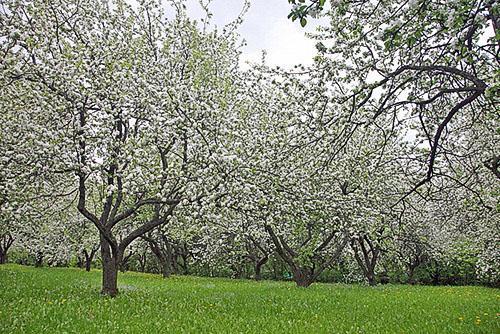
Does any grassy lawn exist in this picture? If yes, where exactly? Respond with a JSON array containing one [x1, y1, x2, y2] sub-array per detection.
[[0, 264, 498, 333]]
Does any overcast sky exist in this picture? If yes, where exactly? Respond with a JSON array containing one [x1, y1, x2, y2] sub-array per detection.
[[183, 0, 323, 68]]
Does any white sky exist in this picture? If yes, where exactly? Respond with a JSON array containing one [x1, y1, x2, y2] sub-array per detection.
[[183, 0, 323, 68]]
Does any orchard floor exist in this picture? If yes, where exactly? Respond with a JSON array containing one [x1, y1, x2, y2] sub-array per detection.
[[0, 264, 498, 333]]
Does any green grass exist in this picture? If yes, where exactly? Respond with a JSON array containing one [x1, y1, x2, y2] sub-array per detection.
[[0, 264, 498, 333]]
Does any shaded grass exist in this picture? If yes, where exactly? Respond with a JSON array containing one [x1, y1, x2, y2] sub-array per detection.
[[0, 264, 498, 333]]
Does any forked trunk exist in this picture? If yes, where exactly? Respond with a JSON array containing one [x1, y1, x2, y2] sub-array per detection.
[[351, 236, 379, 287]]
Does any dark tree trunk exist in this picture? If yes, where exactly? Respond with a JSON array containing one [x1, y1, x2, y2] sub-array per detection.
[[147, 238, 171, 278], [171, 245, 180, 274], [76, 256, 84, 269], [85, 258, 92, 272], [367, 274, 376, 286], [408, 265, 417, 285], [246, 236, 269, 281], [0, 234, 14, 264], [163, 236, 175, 276], [292, 268, 313, 287], [180, 250, 189, 275], [351, 235, 380, 286], [171, 255, 179, 274], [138, 252, 147, 272], [83, 248, 97, 272], [100, 237, 121, 297], [254, 255, 268, 281], [254, 263, 262, 281], [119, 251, 133, 273], [160, 259, 170, 278], [264, 224, 348, 288]]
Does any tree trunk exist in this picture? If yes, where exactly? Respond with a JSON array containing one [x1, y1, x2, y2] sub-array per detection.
[[0, 247, 8, 264], [83, 248, 97, 272], [100, 237, 120, 297], [119, 251, 133, 273], [254, 255, 268, 281], [367, 274, 376, 286], [292, 268, 313, 287], [147, 239, 171, 278], [254, 263, 262, 281], [85, 258, 92, 272], [0, 234, 14, 264], [160, 258, 170, 278], [138, 253, 147, 272], [408, 266, 416, 285], [164, 238, 175, 276], [351, 236, 379, 286], [77, 256, 84, 269], [180, 251, 189, 275], [264, 224, 348, 288]]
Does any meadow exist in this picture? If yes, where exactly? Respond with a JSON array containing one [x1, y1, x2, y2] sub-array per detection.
[[0, 264, 498, 333]]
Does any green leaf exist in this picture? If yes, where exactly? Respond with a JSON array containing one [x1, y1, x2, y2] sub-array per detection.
[[300, 17, 307, 27]]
